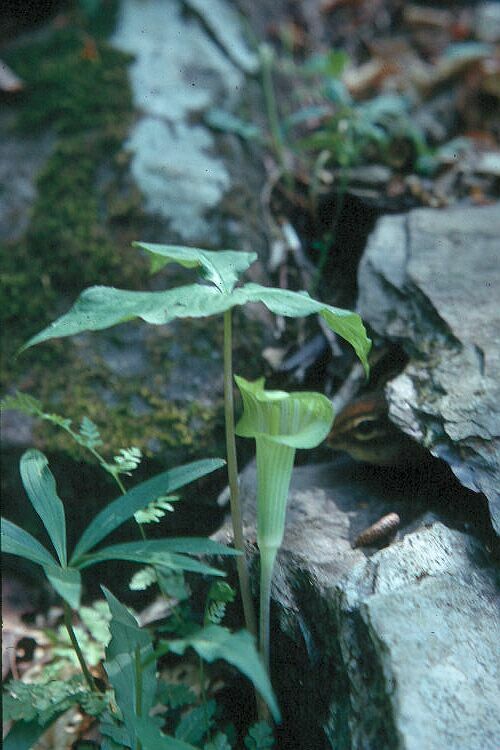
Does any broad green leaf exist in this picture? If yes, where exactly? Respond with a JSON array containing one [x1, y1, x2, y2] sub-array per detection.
[[77, 541, 230, 577], [155, 625, 281, 723], [235, 376, 334, 449], [1, 517, 57, 568], [102, 588, 156, 747], [237, 284, 370, 375], [84, 537, 239, 556], [135, 717, 199, 750], [133, 243, 257, 293], [23, 254, 370, 375], [3, 717, 56, 750], [44, 563, 82, 609], [20, 450, 67, 566], [71, 459, 225, 562]]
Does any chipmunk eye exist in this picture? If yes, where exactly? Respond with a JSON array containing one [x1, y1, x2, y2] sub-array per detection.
[[355, 419, 381, 438]]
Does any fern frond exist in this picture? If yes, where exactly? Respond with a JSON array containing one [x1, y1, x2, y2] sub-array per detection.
[[129, 566, 158, 591], [78, 416, 103, 449], [134, 494, 178, 524], [205, 581, 236, 625], [3, 675, 96, 724], [79, 600, 111, 645], [1, 391, 44, 416], [109, 446, 142, 476]]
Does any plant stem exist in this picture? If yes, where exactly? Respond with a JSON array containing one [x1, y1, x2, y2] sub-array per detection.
[[223, 310, 257, 639], [257, 547, 277, 722], [63, 601, 98, 693], [259, 44, 292, 189], [259, 548, 277, 675], [134, 645, 143, 750]]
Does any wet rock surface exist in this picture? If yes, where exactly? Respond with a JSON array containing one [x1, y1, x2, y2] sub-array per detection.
[[357, 205, 500, 534], [215, 459, 499, 750]]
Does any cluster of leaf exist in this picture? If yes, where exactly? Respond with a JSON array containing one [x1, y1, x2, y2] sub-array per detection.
[[45, 600, 112, 668], [3, 674, 110, 725], [1, 449, 232, 609], [5, 241, 370, 747], [206, 47, 430, 174], [1, 447, 278, 748], [289, 52, 428, 171]]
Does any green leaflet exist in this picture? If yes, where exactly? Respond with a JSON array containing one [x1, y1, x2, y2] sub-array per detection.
[[71, 458, 226, 562], [1, 517, 58, 568], [20, 449, 67, 566], [134, 243, 257, 293], [154, 625, 281, 723], [78, 539, 226, 576], [102, 588, 156, 748], [77, 539, 237, 577], [1, 519, 81, 608], [22, 244, 371, 375]]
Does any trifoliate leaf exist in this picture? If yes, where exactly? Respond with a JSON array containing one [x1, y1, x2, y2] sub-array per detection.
[[154, 626, 280, 723]]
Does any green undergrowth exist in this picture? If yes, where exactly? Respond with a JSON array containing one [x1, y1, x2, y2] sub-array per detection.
[[1, 24, 147, 371]]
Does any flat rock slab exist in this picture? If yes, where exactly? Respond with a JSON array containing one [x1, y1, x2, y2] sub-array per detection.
[[111, 0, 255, 242], [216, 461, 499, 749], [357, 205, 500, 534]]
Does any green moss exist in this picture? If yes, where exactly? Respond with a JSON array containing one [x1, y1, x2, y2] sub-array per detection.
[[0, 21, 266, 469], [33, 365, 225, 465], [1, 26, 148, 369]]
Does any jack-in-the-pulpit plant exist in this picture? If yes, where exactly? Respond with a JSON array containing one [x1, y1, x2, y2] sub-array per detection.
[[235, 376, 334, 678], [21, 243, 371, 646]]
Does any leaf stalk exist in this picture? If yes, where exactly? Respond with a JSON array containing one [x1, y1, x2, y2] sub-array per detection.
[[63, 601, 98, 693], [223, 310, 257, 638]]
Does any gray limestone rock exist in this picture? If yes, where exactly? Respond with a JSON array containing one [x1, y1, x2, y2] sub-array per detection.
[[215, 460, 499, 750], [111, 0, 255, 243], [357, 205, 500, 534]]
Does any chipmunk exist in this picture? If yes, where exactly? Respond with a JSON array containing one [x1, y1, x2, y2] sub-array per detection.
[[327, 391, 428, 467]]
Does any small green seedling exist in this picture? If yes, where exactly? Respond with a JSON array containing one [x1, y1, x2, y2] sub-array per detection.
[[234, 377, 334, 677]]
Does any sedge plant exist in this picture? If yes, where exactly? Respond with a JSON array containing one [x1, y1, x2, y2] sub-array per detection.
[[1, 448, 234, 691]]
